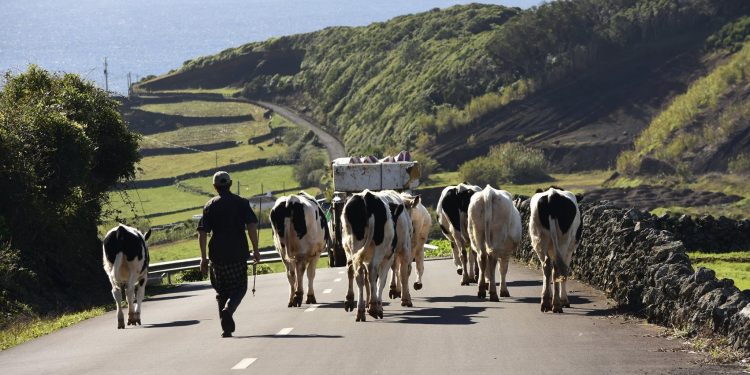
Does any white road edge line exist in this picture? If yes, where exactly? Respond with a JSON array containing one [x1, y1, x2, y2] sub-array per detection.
[[231, 358, 257, 370], [305, 304, 320, 312], [338, 270, 345, 274], [323, 289, 332, 294], [333, 278, 342, 282], [276, 327, 294, 335]]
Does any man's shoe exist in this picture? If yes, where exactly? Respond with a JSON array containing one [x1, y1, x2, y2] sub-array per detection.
[[220, 309, 235, 333], [221, 331, 232, 338]]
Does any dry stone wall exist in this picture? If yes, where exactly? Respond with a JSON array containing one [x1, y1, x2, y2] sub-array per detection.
[[514, 199, 750, 351]]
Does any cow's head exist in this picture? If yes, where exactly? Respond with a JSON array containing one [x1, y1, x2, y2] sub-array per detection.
[[401, 194, 421, 209]]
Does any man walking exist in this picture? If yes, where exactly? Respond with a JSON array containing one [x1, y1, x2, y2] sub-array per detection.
[[198, 171, 260, 337]]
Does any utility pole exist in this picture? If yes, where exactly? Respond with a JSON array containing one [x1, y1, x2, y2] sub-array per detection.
[[104, 57, 109, 92], [127, 72, 132, 98]]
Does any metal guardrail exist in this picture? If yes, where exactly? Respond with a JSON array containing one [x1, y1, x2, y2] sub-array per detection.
[[148, 247, 322, 285], [148, 243, 438, 285]]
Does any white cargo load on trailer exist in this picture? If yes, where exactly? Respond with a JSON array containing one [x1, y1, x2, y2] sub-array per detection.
[[331, 158, 420, 192]]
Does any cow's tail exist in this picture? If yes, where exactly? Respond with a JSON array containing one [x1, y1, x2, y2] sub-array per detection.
[[355, 214, 375, 256], [548, 216, 569, 280], [483, 188, 494, 250]]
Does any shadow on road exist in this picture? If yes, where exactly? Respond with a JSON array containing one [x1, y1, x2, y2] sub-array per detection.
[[387, 306, 493, 325], [233, 334, 343, 339], [510, 295, 593, 305], [422, 295, 485, 303], [506, 279, 543, 287], [144, 320, 201, 328], [146, 294, 195, 302]]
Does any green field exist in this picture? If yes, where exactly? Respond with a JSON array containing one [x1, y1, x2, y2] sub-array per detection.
[[149, 227, 276, 263], [687, 251, 750, 291], [136, 143, 287, 181], [180, 165, 300, 196], [423, 170, 613, 196], [136, 100, 257, 117]]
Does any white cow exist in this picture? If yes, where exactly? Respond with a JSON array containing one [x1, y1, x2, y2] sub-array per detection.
[[374, 190, 414, 308], [529, 186, 583, 313], [341, 190, 401, 321], [401, 192, 431, 291], [270, 192, 328, 307], [102, 224, 151, 329], [436, 183, 482, 285], [468, 186, 522, 301]]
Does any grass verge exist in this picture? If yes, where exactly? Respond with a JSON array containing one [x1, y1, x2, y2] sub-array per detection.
[[0, 307, 106, 351], [687, 251, 750, 291]]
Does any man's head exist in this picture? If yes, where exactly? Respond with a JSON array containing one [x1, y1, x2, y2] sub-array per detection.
[[213, 171, 232, 192]]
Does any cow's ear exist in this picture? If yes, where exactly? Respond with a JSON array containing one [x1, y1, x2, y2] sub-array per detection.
[[575, 193, 584, 203], [144, 229, 152, 242], [413, 195, 421, 206], [535, 188, 544, 193]]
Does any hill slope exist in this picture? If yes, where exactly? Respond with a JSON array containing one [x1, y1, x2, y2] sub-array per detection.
[[137, 0, 750, 171]]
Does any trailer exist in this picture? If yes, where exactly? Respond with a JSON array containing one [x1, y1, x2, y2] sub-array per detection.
[[326, 157, 421, 267]]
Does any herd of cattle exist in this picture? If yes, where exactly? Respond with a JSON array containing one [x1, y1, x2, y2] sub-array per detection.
[[101, 184, 582, 328]]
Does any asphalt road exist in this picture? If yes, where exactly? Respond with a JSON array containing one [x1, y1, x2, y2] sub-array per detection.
[[0, 259, 741, 374], [255, 101, 347, 160]]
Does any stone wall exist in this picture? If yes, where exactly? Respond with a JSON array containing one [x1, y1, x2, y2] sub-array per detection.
[[514, 200, 750, 351]]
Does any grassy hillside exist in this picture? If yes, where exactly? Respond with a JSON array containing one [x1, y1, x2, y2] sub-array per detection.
[[137, 0, 750, 169], [617, 40, 750, 176]]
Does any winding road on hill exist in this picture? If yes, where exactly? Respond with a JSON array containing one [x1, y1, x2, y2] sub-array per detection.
[[0, 259, 741, 374], [254, 100, 347, 161]]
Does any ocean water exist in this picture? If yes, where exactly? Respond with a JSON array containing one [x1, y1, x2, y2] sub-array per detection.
[[1, 0, 540, 94]]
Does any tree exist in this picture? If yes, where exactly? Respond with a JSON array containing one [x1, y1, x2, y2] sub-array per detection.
[[0, 66, 141, 320]]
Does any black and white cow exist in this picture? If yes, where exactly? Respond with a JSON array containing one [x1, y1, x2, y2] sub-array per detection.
[[341, 190, 401, 321], [270, 192, 329, 307], [468, 186, 522, 301], [102, 224, 151, 329], [529, 186, 583, 313], [436, 183, 482, 285]]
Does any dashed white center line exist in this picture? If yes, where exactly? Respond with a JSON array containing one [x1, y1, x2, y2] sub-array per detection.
[[338, 270, 345, 274], [305, 304, 320, 312], [276, 327, 294, 336], [333, 278, 342, 282], [323, 288, 332, 294], [231, 358, 257, 370]]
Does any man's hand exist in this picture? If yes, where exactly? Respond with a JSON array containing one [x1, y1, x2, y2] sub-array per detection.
[[253, 249, 260, 263], [200, 258, 208, 275]]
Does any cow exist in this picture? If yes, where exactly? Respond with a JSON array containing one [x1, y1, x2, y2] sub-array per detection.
[[374, 190, 414, 308], [399, 192, 431, 291], [436, 183, 482, 285], [102, 224, 151, 329], [270, 192, 329, 307], [341, 190, 401, 321], [467, 186, 522, 301], [529, 186, 583, 313]]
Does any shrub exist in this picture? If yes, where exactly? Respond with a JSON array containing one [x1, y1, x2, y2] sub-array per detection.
[[728, 153, 750, 175], [426, 239, 453, 258], [459, 142, 550, 185], [177, 269, 206, 282]]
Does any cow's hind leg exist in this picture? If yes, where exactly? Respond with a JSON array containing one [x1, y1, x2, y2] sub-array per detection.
[[459, 245, 471, 285], [498, 256, 510, 298], [355, 266, 366, 322], [133, 277, 146, 325], [388, 261, 401, 299], [488, 254, 500, 302], [345, 261, 356, 312], [477, 251, 488, 299], [111, 284, 124, 329], [367, 263, 380, 319], [293, 260, 305, 307], [399, 256, 412, 307], [541, 257, 553, 312], [413, 244, 424, 290], [561, 277, 570, 308], [126, 271, 138, 326], [305, 257, 318, 304], [283, 259, 296, 307]]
